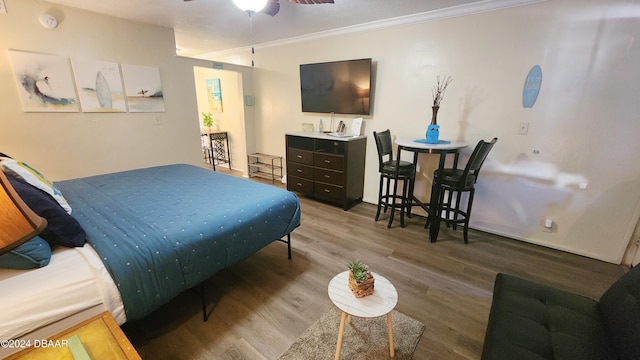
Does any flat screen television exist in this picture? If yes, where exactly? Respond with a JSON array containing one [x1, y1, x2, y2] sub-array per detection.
[[300, 58, 372, 115]]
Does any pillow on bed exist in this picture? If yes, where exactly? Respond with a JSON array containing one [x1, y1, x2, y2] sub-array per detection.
[[0, 236, 51, 269], [0, 157, 72, 214], [7, 176, 86, 248]]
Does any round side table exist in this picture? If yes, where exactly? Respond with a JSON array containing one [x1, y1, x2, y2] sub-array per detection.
[[327, 271, 398, 359]]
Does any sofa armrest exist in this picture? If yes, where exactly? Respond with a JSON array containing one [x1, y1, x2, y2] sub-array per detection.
[[481, 273, 616, 360], [599, 265, 640, 360]]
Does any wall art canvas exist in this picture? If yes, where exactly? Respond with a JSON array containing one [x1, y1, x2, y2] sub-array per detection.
[[523, 65, 542, 108], [8, 50, 79, 112], [72, 59, 126, 113], [206, 78, 223, 112], [121, 64, 165, 112]]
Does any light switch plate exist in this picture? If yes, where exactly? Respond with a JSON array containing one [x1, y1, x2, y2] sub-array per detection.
[[518, 122, 529, 135], [0, 0, 7, 14]]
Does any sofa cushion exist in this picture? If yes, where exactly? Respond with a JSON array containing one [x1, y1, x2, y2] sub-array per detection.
[[481, 273, 616, 360], [599, 265, 640, 360]]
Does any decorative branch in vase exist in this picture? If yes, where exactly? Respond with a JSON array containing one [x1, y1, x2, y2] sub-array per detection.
[[431, 75, 453, 125], [426, 75, 452, 143]]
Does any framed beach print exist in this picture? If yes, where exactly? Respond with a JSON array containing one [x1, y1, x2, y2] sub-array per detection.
[[206, 78, 223, 112], [72, 59, 126, 113], [8, 50, 79, 112], [121, 64, 165, 112]]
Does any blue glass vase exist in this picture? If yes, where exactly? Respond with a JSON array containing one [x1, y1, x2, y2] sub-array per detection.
[[426, 124, 440, 143], [426, 105, 440, 143]]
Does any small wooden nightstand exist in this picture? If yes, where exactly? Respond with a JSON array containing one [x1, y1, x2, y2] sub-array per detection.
[[6, 311, 140, 360]]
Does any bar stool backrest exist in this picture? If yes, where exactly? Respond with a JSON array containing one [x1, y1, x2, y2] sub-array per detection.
[[373, 130, 394, 172], [459, 137, 498, 186]]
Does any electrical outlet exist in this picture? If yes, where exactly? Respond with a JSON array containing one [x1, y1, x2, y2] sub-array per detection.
[[518, 122, 529, 135], [542, 218, 553, 233], [154, 115, 162, 125]]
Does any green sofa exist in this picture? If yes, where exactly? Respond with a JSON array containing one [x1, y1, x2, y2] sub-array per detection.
[[481, 266, 640, 359]]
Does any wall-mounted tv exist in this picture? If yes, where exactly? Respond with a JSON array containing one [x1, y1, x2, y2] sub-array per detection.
[[299, 58, 372, 116]]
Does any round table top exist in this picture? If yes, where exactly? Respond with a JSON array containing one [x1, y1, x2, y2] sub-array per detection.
[[328, 271, 398, 318], [395, 138, 467, 151]]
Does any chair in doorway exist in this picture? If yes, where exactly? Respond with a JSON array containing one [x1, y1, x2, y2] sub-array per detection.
[[428, 137, 497, 243], [373, 130, 416, 228]]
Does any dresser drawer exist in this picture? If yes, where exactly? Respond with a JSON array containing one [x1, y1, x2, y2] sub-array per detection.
[[287, 175, 313, 194], [314, 182, 344, 201], [287, 163, 313, 180], [314, 153, 344, 171], [288, 148, 314, 166], [316, 139, 346, 155], [314, 168, 344, 186], [286, 135, 314, 151]]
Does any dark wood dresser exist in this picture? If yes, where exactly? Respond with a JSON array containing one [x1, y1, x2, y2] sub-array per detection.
[[286, 132, 366, 210]]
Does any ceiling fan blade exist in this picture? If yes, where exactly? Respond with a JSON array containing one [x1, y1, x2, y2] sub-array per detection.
[[261, 0, 280, 16], [289, 0, 334, 4]]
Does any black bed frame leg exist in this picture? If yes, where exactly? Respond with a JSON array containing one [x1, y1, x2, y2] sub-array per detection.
[[195, 233, 291, 323], [200, 283, 209, 322], [278, 233, 292, 260]]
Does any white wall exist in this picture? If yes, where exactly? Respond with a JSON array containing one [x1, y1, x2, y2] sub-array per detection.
[[0, 0, 212, 180], [211, 0, 640, 263]]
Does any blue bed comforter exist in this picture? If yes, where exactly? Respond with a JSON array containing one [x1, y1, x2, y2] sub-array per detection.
[[56, 164, 300, 321]]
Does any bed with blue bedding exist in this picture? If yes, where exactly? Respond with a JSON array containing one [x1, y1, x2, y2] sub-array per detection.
[[55, 164, 301, 322]]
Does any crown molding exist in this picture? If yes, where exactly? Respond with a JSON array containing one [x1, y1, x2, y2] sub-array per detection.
[[199, 0, 548, 60]]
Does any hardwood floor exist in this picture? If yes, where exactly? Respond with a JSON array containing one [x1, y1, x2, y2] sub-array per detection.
[[122, 166, 625, 359]]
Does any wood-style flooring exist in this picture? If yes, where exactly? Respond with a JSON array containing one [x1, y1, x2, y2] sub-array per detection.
[[122, 166, 625, 360]]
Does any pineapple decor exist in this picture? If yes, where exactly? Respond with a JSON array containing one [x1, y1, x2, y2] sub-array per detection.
[[347, 260, 375, 298]]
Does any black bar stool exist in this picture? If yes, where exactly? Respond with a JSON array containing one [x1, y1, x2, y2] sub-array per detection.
[[428, 137, 497, 243], [373, 130, 416, 228]]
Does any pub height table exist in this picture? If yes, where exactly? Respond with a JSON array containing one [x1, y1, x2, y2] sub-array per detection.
[[394, 138, 467, 242]]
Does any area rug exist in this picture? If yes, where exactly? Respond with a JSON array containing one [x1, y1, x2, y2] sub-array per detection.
[[278, 307, 425, 360]]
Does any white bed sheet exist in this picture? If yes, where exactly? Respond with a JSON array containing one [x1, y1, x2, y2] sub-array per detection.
[[0, 244, 125, 341]]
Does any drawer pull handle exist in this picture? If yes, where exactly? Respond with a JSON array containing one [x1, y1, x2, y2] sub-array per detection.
[[324, 189, 331, 193], [297, 183, 303, 186], [297, 155, 303, 159], [324, 175, 330, 178], [297, 169, 302, 173], [324, 160, 331, 164]]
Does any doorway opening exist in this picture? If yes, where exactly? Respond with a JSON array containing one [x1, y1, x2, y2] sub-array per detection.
[[193, 66, 248, 174]]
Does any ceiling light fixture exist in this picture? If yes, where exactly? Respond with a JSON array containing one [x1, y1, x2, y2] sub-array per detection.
[[233, 0, 268, 67], [232, 0, 268, 13]]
